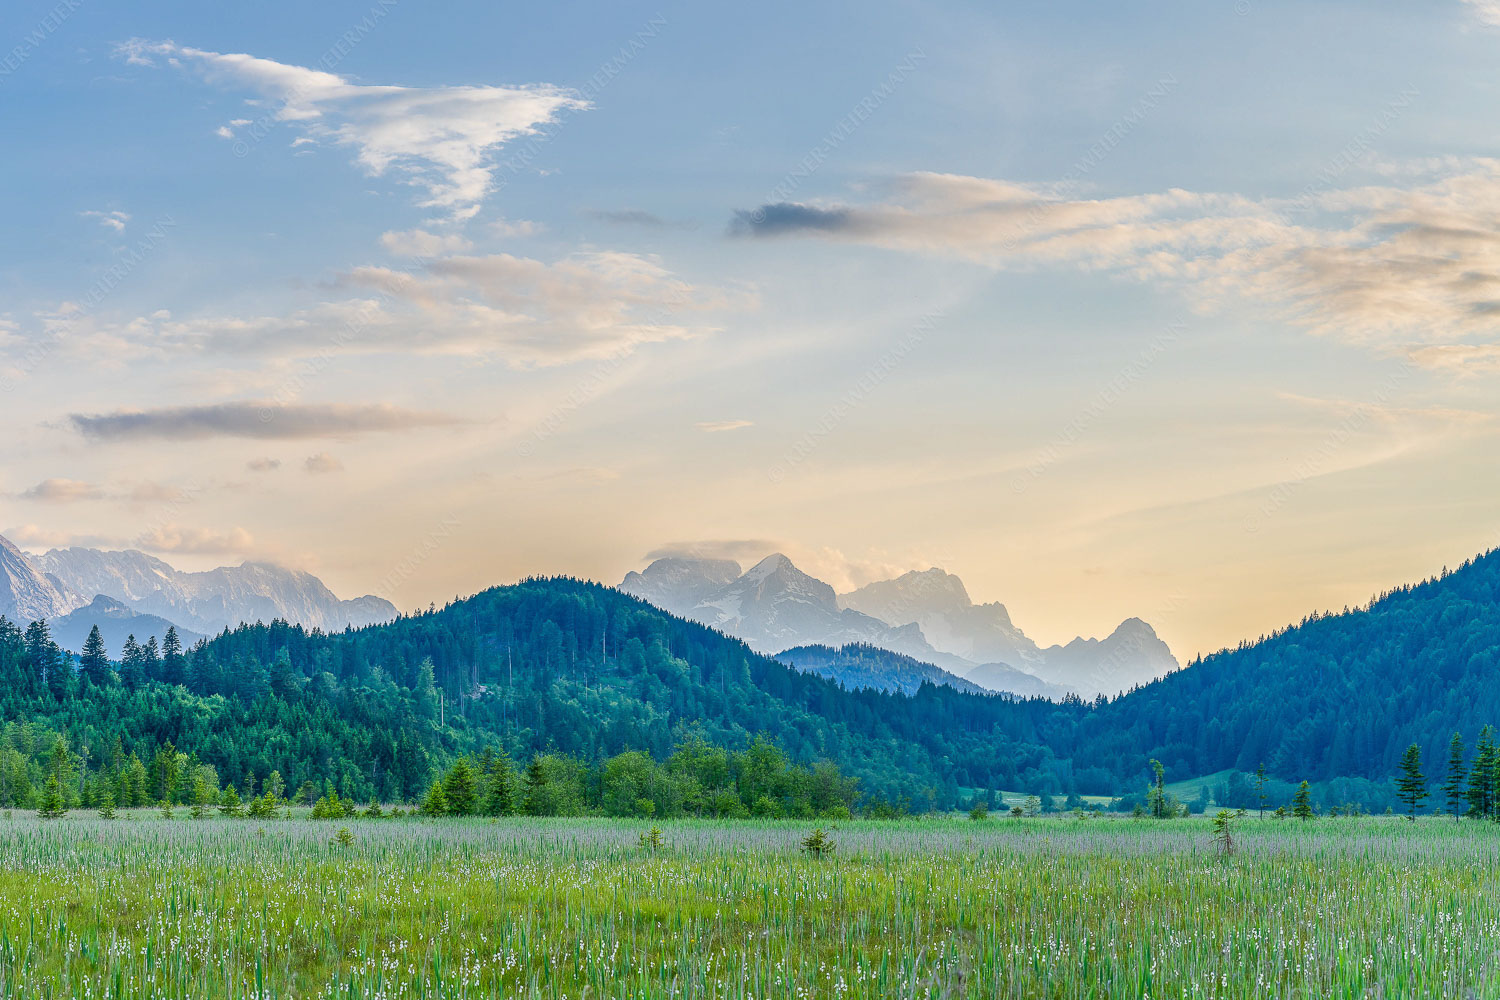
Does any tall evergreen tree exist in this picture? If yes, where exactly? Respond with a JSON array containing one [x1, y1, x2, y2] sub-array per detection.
[[79, 626, 110, 686], [1396, 743, 1427, 820], [22, 620, 57, 693], [1254, 761, 1267, 819], [1468, 727, 1495, 819], [1442, 732, 1468, 821], [442, 757, 477, 815], [487, 752, 517, 816], [161, 626, 185, 685], [120, 635, 145, 689], [1292, 780, 1314, 820]]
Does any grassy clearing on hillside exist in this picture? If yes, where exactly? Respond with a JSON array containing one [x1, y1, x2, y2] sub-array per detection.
[[0, 813, 1493, 998]]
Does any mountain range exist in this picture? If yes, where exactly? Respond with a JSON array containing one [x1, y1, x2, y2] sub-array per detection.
[[1, 529, 1495, 811], [620, 554, 1174, 698], [37, 546, 398, 635], [0, 534, 397, 652]]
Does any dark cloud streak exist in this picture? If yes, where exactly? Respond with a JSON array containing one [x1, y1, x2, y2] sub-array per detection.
[[69, 402, 462, 442]]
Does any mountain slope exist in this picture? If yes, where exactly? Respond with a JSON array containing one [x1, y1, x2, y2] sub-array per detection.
[[1074, 551, 1500, 787], [619, 557, 743, 617], [38, 547, 398, 633], [775, 643, 1067, 698], [840, 568, 1177, 696], [0, 535, 77, 623], [621, 554, 967, 670]]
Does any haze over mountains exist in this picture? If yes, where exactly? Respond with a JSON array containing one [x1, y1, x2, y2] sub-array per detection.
[[0, 533, 397, 653], [620, 553, 1177, 698]]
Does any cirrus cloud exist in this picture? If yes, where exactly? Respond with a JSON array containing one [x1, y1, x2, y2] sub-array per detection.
[[116, 39, 587, 220], [732, 162, 1500, 364]]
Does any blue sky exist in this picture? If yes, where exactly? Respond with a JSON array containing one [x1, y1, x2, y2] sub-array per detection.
[[3, 0, 1499, 657]]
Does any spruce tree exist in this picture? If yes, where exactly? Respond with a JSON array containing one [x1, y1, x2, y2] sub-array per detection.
[[119, 634, 145, 689], [442, 758, 477, 815], [1442, 732, 1467, 821], [487, 753, 516, 816], [219, 784, 243, 818], [420, 781, 447, 816], [37, 776, 65, 820], [79, 626, 110, 685], [96, 786, 116, 820], [161, 626, 185, 685], [1254, 762, 1267, 819], [524, 757, 548, 816], [1468, 727, 1495, 819], [1292, 780, 1313, 820], [1396, 743, 1426, 820]]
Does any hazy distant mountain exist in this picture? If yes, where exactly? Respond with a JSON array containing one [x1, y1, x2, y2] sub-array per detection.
[[680, 554, 952, 661], [620, 553, 980, 671], [1035, 618, 1177, 695], [840, 568, 1177, 697], [839, 568, 1043, 670], [619, 557, 743, 618], [38, 547, 398, 634], [49, 595, 204, 659], [0, 534, 79, 623], [776, 643, 1065, 698]]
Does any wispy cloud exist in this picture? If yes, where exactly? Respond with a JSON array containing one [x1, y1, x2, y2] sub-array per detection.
[[69, 401, 462, 442], [52, 250, 732, 368], [588, 209, 694, 230], [379, 229, 472, 256], [246, 457, 282, 472], [18, 478, 105, 503], [303, 452, 345, 474], [1462, 0, 1500, 27], [80, 209, 130, 233], [117, 39, 587, 220], [136, 524, 255, 555], [696, 419, 753, 432], [732, 162, 1500, 361]]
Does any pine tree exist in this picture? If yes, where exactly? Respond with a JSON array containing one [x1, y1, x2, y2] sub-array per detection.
[[1442, 732, 1468, 821], [442, 758, 477, 815], [1292, 780, 1313, 820], [79, 626, 111, 685], [96, 786, 116, 820], [524, 757, 548, 816], [1396, 743, 1427, 820], [420, 781, 447, 816], [37, 776, 65, 819], [161, 626, 185, 685], [487, 753, 516, 816], [218, 784, 243, 818], [120, 634, 145, 689], [142, 635, 161, 682], [190, 774, 216, 819], [22, 620, 58, 694], [1468, 727, 1495, 819], [1254, 762, 1268, 819]]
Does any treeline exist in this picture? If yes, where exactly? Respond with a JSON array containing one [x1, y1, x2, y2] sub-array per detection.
[[5, 578, 1085, 809], [419, 734, 859, 820], [8, 547, 1500, 813]]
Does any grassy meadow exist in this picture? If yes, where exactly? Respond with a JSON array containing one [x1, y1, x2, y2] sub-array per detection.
[[0, 812, 1493, 998]]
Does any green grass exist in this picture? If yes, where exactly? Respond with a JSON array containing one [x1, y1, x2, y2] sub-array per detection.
[[0, 811, 1493, 997]]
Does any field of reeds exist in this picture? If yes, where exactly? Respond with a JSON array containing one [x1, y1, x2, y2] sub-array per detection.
[[0, 812, 1493, 998]]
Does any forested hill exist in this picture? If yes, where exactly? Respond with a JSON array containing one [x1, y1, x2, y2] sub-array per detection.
[[1, 578, 1083, 810], [6, 550, 1500, 811], [1068, 549, 1500, 787]]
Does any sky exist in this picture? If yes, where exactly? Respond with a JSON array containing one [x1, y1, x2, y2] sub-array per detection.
[[3, 0, 1500, 661]]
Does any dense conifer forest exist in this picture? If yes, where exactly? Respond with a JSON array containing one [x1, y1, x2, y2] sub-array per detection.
[[2, 549, 1499, 814]]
